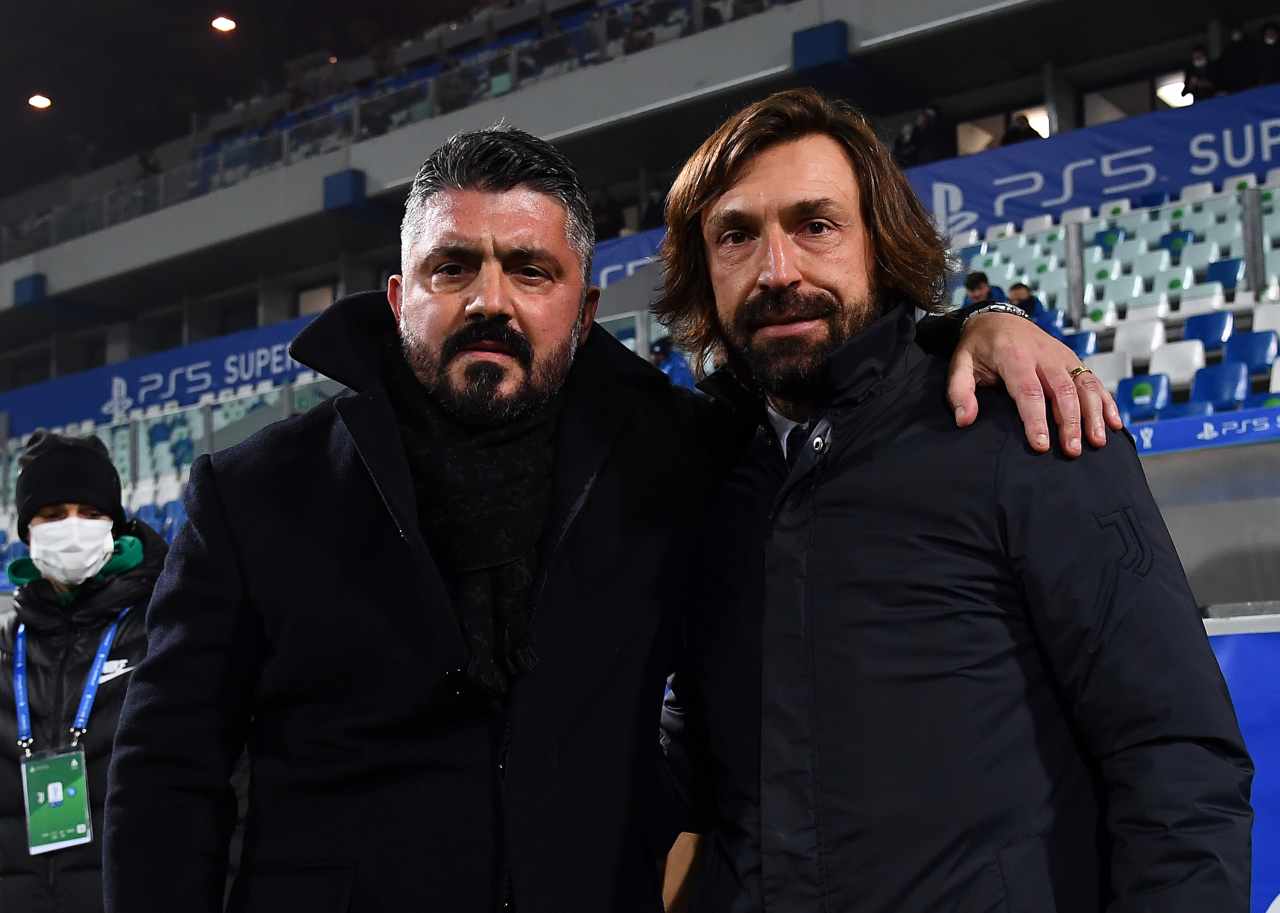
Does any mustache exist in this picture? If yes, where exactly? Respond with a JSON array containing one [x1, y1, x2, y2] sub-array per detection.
[[441, 318, 534, 369], [736, 287, 838, 334]]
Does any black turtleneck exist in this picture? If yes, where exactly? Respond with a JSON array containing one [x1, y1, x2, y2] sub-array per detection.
[[383, 348, 559, 699]]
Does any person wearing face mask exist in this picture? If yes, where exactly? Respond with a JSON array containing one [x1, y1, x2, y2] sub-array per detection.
[[0, 432, 167, 912]]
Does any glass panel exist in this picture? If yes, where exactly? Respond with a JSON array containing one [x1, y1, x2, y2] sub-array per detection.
[[286, 107, 356, 164], [597, 313, 640, 351], [209, 389, 288, 452], [291, 379, 346, 415], [357, 76, 436, 140]]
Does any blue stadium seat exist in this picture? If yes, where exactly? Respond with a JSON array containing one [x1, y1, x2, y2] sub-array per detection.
[[957, 242, 985, 263], [0, 530, 7, 548], [1245, 391, 1280, 409], [1062, 331, 1097, 358], [1160, 401, 1215, 419], [1091, 227, 1126, 256], [1190, 362, 1249, 410], [1183, 312, 1234, 353], [1118, 374, 1170, 422], [1159, 230, 1196, 255], [162, 500, 188, 543], [135, 504, 162, 531], [1034, 309, 1066, 333], [1223, 330, 1279, 374], [1206, 257, 1245, 290]]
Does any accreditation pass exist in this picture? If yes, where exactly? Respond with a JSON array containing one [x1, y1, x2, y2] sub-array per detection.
[[21, 749, 92, 854]]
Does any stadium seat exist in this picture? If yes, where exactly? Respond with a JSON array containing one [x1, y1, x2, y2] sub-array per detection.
[[1267, 167, 1280, 187], [950, 230, 980, 249], [1180, 211, 1218, 238], [1018, 253, 1060, 277], [1081, 301, 1118, 330], [1090, 276, 1144, 308], [1033, 310, 1066, 338], [1131, 249, 1172, 278], [1221, 173, 1258, 192], [1021, 214, 1054, 234], [1091, 228, 1125, 255], [969, 251, 1006, 271], [1153, 265, 1196, 296], [1190, 362, 1249, 410], [1158, 202, 1193, 224], [1117, 374, 1170, 421], [1060, 206, 1092, 224], [1100, 198, 1131, 218], [1205, 219, 1242, 253], [1183, 312, 1233, 352], [1111, 237, 1148, 263], [1206, 257, 1245, 290], [1088, 260, 1123, 283], [1062, 331, 1097, 358], [1255, 302, 1280, 334], [1121, 291, 1171, 320], [1178, 240, 1220, 272], [1160, 401, 1215, 419], [1177, 283, 1227, 316], [1160, 230, 1196, 255], [1180, 181, 1216, 202], [1132, 220, 1174, 247], [1113, 319, 1166, 365], [955, 241, 985, 262], [1137, 190, 1170, 209], [1274, 360, 1280, 392], [1150, 339, 1206, 387], [1084, 351, 1133, 391], [1200, 194, 1242, 220], [1245, 390, 1280, 408], [1224, 330, 1279, 374], [984, 222, 1017, 242]]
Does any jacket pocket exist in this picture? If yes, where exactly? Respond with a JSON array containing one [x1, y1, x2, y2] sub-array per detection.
[[232, 863, 354, 913], [997, 835, 1059, 913]]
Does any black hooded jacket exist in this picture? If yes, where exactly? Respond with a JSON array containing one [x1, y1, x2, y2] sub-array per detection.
[[0, 521, 167, 913]]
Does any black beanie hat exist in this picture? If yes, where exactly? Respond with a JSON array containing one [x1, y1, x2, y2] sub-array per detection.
[[16, 431, 126, 543]]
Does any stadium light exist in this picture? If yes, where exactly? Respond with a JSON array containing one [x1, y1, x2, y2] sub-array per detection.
[[28, 94, 52, 110], [211, 15, 237, 33], [1156, 72, 1192, 109]]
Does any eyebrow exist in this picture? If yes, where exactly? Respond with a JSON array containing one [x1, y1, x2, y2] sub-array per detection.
[[706, 196, 847, 237], [417, 241, 566, 277]]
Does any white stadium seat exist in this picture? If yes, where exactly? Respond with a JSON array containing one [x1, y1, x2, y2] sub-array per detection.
[[984, 222, 1017, 242], [1177, 282, 1226, 316], [1254, 302, 1280, 334], [1021, 214, 1054, 234], [1112, 210, 1151, 234], [1084, 351, 1133, 391], [1099, 198, 1131, 218], [1060, 206, 1092, 224], [1131, 249, 1172, 278], [1221, 172, 1257, 192], [1121, 291, 1171, 321], [950, 229, 980, 247], [1273, 360, 1280, 392], [1178, 240, 1221, 271], [1112, 319, 1166, 365], [1266, 166, 1280, 187], [1180, 181, 1216, 202], [1111, 238, 1148, 264], [1150, 339, 1206, 388], [1081, 300, 1119, 330]]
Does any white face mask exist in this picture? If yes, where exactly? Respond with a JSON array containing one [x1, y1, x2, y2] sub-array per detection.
[[28, 517, 116, 587]]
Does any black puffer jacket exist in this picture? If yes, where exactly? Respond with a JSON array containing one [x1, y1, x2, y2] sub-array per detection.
[[0, 520, 166, 913]]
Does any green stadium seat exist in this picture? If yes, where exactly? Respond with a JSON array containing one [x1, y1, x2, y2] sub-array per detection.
[[1081, 300, 1119, 330]]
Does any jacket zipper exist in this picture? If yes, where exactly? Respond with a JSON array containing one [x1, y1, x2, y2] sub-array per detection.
[[495, 468, 602, 913]]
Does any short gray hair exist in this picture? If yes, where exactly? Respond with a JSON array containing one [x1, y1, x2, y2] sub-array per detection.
[[400, 124, 595, 284]]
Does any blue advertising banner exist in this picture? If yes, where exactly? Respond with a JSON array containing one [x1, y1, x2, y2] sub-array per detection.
[[0, 316, 314, 437], [907, 85, 1280, 238], [592, 227, 664, 288], [1130, 405, 1280, 456], [1207, 622, 1280, 913]]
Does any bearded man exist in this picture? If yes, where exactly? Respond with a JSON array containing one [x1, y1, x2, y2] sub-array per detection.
[[658, 89, 1253, 913], [103, 124, 1120, 913]]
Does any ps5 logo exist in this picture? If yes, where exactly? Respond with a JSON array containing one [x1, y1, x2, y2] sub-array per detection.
[[100, 377, 134, 425], [1196, 422, 1221, 442], [931, 182, 977, 237], [1138, 426, 1155, 450]]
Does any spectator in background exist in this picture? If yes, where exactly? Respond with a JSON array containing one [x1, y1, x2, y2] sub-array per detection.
[[1260, 22, 1280, 86], [1007, 282, 1043, 318], [1001, 114, 1042, 146], [592, 190, 625, 241], [0, 433, 168, 913], [914, 105, 955, 164], [892, 122, 919, 167], [640, 188, 666, 230], [650, 336, 697, 389], [1218, 25, 1256, 94], [963, 271, 995, 305], [605, 7, 624, 42], [1183, 45, 1220, 103], [623, 19, 655, 55]]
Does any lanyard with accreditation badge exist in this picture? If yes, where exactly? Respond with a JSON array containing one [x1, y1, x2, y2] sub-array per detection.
[[14, 606, 131, 855]]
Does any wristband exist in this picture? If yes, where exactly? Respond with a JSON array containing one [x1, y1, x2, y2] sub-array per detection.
[[963, 302, 1032, 325]]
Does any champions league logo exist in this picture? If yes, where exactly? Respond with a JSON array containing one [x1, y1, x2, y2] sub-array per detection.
[[1138, 426, 1155, 450]]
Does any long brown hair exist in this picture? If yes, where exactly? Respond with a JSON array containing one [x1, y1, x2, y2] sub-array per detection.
[[654, 88, 949, 371]]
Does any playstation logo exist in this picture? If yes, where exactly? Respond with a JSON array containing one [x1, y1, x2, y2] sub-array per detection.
[[931, 181, 978, 237], [1138, 426, 1155, 449], [1195, 422, 1220, 442], [100, 376, 134, 425]]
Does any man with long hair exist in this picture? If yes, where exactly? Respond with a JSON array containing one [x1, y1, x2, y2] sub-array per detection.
[[659, 89, 1253, 912]]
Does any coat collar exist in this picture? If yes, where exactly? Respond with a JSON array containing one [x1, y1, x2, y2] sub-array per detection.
[[821, 301, 919, 413]]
